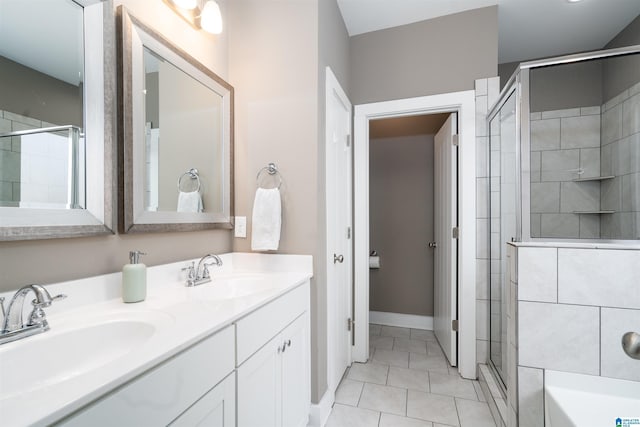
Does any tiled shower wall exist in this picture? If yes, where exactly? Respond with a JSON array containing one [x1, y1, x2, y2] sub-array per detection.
[[529, 107, 602, 238], [475, 77, 500, 368], [0, 110, 67, 207], [529, 80, 640, 240], [600, 81, 640, 239], [511, 244, 640, 427]]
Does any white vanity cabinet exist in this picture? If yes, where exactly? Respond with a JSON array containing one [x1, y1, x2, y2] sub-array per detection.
[[236, 282, 311, 427], [58, 326, 236, 427], [54, 280, 310, 427]]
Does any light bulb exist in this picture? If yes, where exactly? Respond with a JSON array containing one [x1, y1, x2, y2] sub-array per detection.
[[201, 0, 223, 34], [172, 0, 197, 10]]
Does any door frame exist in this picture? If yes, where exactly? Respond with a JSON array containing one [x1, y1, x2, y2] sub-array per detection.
[[353, 91, 477, 379], [325, 67, 353, 392]]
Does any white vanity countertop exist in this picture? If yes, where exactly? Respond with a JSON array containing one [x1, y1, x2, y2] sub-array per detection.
[[0, 252, 313, 426]]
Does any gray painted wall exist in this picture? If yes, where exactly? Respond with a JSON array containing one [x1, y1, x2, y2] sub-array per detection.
[[145, 72, 160, 128], [529, 60, 603, 112], [369, 134, 434, 317], [500, 59, 604, 112], [0, 55, 83, 127], [229, 0, 327, 403], [603, 14, 640, 101], [349, 6, 498, 104], [498, 61, 518, 90]]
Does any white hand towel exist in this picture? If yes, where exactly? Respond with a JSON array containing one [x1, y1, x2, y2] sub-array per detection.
[[177, 191, 203, 212], [251, 188, 281, 251]]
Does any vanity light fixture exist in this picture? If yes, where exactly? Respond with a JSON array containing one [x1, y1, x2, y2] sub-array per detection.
[[201, 0, 223, 34], [567, 0, 582, 3], [164, 0, 223, 34]]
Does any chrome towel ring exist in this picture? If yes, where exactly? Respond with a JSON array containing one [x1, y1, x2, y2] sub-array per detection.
[[256, 162, 283, 189], [177, 168, 201, 193]]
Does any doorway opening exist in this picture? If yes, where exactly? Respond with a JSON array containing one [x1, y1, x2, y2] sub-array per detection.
[[368, 113, 446, 324], [353, 91, 477, 379], [368, 112, 458, 365]]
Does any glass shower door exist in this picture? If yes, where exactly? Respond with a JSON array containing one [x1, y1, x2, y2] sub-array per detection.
[[488, 89, 517, 387]]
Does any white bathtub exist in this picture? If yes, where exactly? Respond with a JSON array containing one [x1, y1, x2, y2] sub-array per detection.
[[545, 370, 640, 427]]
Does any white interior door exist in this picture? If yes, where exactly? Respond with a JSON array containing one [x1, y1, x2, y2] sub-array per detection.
[[325, 67, 353, 391], [434, 113, 458, 366]]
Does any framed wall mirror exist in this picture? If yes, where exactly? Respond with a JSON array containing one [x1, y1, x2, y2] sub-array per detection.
[[0, 0, 115, 240], [117, 7, 234, 233]]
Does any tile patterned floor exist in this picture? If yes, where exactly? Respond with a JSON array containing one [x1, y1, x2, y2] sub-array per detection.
[[325, 324, 496, 427]]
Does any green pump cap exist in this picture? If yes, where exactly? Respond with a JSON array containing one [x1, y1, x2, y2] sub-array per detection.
[[129, 250, 147, 264]]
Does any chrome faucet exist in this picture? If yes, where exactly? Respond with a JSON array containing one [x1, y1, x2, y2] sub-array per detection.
[[182, 254, 223, 287], [0, 284, 66, 345]]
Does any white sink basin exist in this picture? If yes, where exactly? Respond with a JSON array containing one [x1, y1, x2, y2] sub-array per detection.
[[0, 310, 173, 399], [192, 274, 278, 301]]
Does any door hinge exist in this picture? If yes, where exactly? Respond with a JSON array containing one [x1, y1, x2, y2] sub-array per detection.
[[347, 226, 351, 239], [452, 319, 459, 331], [452, 227, 460, 239], [347, 318, 353, 331], [452, 134, 459, 146], [346, 135, 351, 147]]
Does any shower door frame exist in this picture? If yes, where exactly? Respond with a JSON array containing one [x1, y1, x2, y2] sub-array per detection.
[[485, 43, 640, 392], [486, 76, 521, 392]]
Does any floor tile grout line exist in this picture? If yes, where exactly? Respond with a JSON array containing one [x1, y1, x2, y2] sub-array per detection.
[[356, 379, 365, 407], [453, 397, 463, 427]]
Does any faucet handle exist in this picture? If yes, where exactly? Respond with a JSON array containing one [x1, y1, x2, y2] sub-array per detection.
[[182, 262, 196, 279], [27, 293, 65, 328], [31, 293, 67, 309]]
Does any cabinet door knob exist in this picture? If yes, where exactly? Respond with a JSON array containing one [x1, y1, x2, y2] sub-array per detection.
[[334, 254, 344, 264]]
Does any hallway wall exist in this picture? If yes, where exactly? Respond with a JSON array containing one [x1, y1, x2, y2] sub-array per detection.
[[349, 6, 498, 104], [369, 134, 434, 316]]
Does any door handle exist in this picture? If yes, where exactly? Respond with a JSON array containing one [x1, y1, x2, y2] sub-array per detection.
[[428, 242, 437, 248], [334, 254, 344, 264]]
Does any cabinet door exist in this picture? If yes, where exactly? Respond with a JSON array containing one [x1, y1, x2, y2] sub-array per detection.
[[281, 313, 310, 427], [170, 373, 235, 427], [237, 335, 282, 427]]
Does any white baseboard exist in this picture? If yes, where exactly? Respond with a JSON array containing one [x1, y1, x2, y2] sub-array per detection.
[[369, 311, 433, 330], [307, 388, 334, 427]]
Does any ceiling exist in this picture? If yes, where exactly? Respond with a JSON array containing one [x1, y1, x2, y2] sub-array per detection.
[[369, 113, 449, 139], [337, 0, 640, 64]]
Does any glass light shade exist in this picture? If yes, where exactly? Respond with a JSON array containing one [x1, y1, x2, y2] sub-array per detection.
[[172, 0, 197, 10], [201, 0, 223, 34]]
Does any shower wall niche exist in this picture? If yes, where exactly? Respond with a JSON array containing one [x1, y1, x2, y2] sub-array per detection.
[[527, 52, 640, 240]]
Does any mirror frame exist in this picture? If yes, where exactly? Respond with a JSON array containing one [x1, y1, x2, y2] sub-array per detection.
[[0, 0, 115, 241], [117, 6, 234, 234]]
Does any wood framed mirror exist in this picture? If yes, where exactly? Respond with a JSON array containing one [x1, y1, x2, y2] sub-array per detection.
[[0, 0, 115, 241], [117, 6, 234, 233]]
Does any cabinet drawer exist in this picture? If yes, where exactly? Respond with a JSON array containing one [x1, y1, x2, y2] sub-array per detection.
[[59, 325, 235, 427], [236, 281, 309, 365]]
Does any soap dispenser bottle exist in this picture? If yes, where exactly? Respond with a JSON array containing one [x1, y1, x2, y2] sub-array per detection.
[[122, 250, 147, 303]]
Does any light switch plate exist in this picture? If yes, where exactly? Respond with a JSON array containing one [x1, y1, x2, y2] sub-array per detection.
[[235, 216, 247, 238]]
